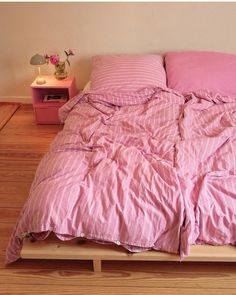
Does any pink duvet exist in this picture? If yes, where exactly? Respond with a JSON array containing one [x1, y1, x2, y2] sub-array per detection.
[[5, 88, 236, 264], [176, 91, 236, 250]]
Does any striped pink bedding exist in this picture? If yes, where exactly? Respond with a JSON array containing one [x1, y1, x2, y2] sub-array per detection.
[[176, 91, 236, 251], [5, 88, 236, 264]]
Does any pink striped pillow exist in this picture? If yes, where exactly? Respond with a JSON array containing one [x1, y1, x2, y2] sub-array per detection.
[[91, 55, 166, 92]]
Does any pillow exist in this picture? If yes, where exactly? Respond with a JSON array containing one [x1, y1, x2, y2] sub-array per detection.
[[91, 54, 166, 92], [165, 51, 236, 96]]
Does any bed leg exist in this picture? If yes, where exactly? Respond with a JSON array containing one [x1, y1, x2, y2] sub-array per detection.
[[93, 259, 102, 272]]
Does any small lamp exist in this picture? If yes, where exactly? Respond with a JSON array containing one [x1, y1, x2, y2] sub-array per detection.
[[30, 54, 46, 85]]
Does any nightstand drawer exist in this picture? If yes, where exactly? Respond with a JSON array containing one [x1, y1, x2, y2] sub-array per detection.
[[35, 106, 61, 124]]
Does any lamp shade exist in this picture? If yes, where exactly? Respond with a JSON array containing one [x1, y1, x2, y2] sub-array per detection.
[[30, 54, 46, 65]]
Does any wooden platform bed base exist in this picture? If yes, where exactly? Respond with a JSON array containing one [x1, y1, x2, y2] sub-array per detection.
[[21, 235, 236, 272]]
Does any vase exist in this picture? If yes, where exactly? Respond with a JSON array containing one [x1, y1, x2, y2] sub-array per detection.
[[54, 61, 67, 80]]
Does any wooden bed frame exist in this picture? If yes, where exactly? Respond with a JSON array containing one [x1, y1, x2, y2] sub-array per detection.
[[21, 235, 236, 272]]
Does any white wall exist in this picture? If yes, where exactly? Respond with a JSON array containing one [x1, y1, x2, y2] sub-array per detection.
[[1, 2, 236, 102]]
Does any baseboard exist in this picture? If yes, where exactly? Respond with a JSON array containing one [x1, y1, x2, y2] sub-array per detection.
[[0, 96, 31, 103]]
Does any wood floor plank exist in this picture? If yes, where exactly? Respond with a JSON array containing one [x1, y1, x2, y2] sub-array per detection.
[[0, 285, 235, 295], [0, 170, 35, 182], [0, 137, 57, 148], [0, 208, 21, 223], [0, 103, 20, 131], [0, 223, 15, 266], [0, 192, 29, 208], [0, 162, 39, 176], [1, 264, 236, 289], [0, 181, 31, 196], [0, 222, 15, 238]]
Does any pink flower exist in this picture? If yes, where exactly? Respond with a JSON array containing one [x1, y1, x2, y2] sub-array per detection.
[[49, 54, 60, 65]]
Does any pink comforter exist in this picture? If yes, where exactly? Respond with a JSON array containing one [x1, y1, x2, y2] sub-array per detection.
[[5, 88, 236, 264]]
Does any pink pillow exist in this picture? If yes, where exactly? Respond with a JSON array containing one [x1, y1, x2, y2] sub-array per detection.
[[165, 51, 236, 96], [91, 55, 166, 92]]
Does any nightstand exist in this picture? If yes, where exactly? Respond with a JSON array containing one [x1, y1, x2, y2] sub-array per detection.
[[31, 75, 78, 124]]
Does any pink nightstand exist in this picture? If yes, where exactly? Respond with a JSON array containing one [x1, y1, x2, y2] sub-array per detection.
[[31, 75, 78, 124]]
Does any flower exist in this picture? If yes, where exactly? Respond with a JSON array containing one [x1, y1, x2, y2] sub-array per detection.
[[49, 54, 60, 65], [44, 50, 75, 67]]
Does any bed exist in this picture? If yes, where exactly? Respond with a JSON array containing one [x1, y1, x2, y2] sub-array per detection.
[[6, 52, 236, 271]]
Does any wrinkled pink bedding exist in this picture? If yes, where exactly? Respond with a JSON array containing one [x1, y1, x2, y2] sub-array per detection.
[[176, 91, 236, 250], [5, 88, 236, 264]]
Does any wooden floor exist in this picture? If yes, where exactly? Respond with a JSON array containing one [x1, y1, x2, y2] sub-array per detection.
[[1, 104, 236, 294]]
